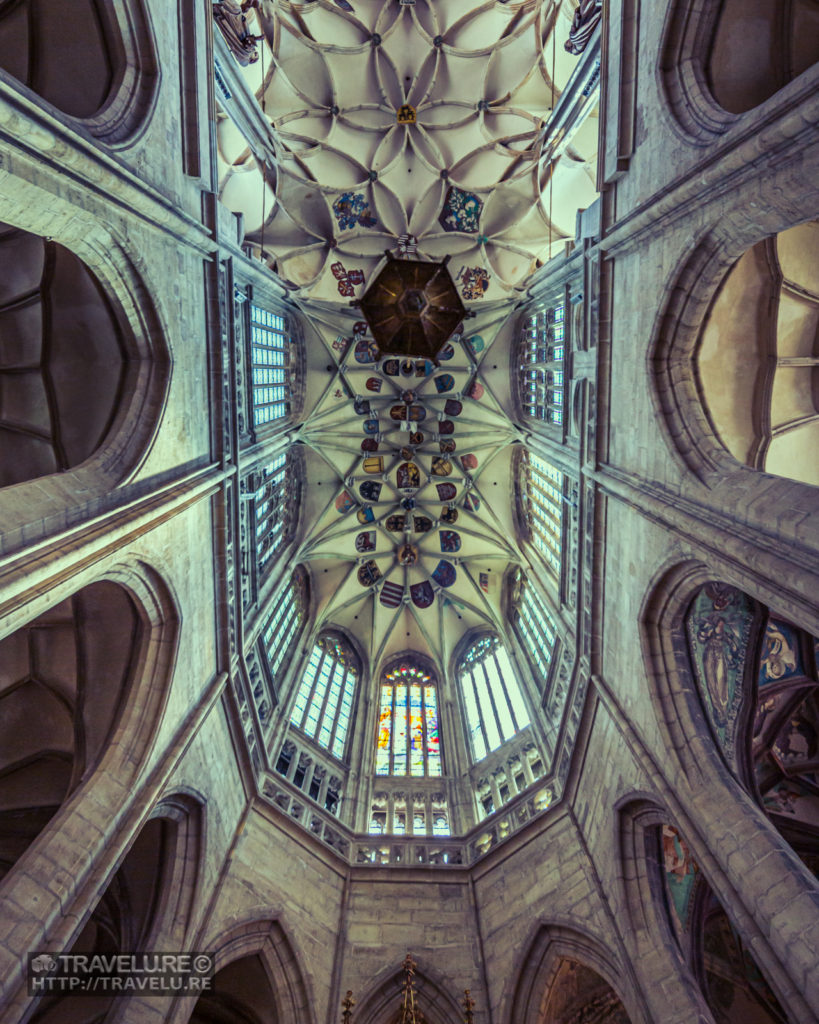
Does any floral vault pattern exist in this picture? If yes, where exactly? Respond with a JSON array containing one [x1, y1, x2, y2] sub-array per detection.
[[215, 0, 598, 303]]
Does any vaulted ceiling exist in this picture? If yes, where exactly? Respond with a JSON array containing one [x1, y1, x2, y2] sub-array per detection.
[[215, 0, 599, 678]]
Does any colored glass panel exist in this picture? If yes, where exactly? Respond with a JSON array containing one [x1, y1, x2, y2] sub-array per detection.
[[409, 684, 424, 776], [393, 684, 408, 774], [376, 686, 393, 775], [424, 685, 442, 776]]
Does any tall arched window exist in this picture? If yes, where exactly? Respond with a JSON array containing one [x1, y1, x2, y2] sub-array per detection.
[[375, 659, 442, 777], [261, 570, 307, 696], [290, 633, 359, 760], [457, 635, 531, 762], [513, 574, 558, 691], [521, 450, 565, 578], [253, 449, 299, 584], [518, 303, 565, 424], [249, 303, 292, 428]]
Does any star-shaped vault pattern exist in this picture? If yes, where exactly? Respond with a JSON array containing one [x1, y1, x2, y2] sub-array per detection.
[[216, 0, 599, 301]]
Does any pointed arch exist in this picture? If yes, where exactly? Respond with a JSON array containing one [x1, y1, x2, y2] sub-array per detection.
[[659, 0, 819, 144], [0, 0, 159, 143], [186, 916, 315, 1024], [353, 959, 465, 1024], [506, 922, 642, 1024], [649, 216, 819, 492], [0, 203, 171, 552]]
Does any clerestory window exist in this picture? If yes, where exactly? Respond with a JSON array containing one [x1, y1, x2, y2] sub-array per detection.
[[375, 660, 443, 777], [518, 302, 565, 425], [261, 570, 307, 693], [457, 635, 531, 762], [253, 450, 297, 584], [522, 450, 564, 579], [513, 575, 558, 691], [290, 634, 359, 760], [250, 303, 291, 427]]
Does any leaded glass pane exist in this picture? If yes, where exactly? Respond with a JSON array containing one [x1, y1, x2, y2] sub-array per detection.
[[525, 452, 564, 577], [290, 634, 359, 760], [518, 301, 565, 423], [457, 635, 531, 763], [376, 662, 443, 776], [250, 303, 291, 427]]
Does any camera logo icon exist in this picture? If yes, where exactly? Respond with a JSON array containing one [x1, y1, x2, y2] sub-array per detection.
[[31, 955, 57, 974]]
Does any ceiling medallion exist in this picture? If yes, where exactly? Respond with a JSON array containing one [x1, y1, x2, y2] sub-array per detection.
[[359, 257, 467, 361], [396, 103, 417, 125]]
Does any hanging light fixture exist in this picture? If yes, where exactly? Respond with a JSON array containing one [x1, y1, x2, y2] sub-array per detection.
[[358, 258, 467, 363]]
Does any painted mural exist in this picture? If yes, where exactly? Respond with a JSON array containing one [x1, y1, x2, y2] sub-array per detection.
[[661, 823, 699, 945], [685, 583, 756, 762], [759, 619, 802, 685]]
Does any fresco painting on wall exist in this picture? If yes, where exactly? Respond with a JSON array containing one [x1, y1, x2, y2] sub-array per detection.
[[759, 619, 802, 685], [661, 824, 699, 945], [685, 583, 756, 762]]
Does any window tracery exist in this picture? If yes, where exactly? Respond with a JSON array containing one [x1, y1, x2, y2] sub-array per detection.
[[290, 633, 359, 760], [521, 450, 565, 579], [261, 570, 307, 697], [375, 660, 442, 778], [253, 450, 298, 584], [518, 303, 565, 425], [250, 303, 292, 428], [513, 575, 559, 692], [457, 634, 531, 763]]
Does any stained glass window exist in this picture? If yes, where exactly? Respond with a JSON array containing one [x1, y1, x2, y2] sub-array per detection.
[[375, 662, 442, 777], [253, 450, 297, 583], [250, 303, 291, 427], [290, 634, 359, 760], [261, 571, 306, 694], [523, 450, 564, 577], [457, 635, 531, 762], [518, 302, 565, 425], [514, 575, 558, 688]]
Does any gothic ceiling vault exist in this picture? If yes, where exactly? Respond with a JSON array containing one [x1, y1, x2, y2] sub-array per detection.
[[215, 0, 600, 678]]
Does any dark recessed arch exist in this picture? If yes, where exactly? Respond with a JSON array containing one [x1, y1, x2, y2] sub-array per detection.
[[506, 922, 641, 1024], [353, 960, 466, 1024], [659, 0, 819, 144], [184, 916, 314, 1024], [0, 0, 159, 144], [0, 215, 171, 550]]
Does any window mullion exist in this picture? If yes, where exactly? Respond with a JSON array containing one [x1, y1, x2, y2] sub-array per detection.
[[300, 649, 325, 731]]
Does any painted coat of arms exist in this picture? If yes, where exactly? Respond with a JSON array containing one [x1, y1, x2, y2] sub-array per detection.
[[440, 186, 484, 233], [332, 192, 377, 230], [457, 265, 490, 300]]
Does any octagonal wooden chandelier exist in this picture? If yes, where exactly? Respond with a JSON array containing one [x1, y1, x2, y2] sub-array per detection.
[[359, 257, 467, 362]]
